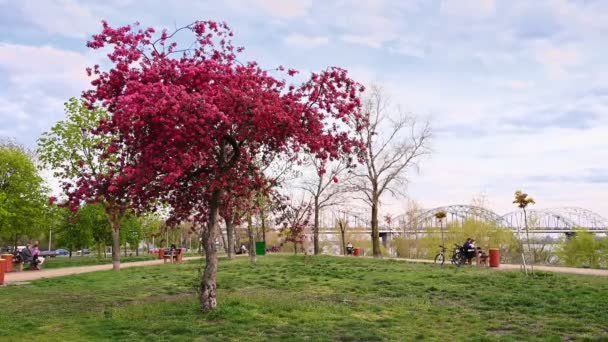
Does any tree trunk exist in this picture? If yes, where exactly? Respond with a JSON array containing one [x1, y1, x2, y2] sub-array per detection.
[[247, 214, 256, 264], [523, 208, 534, 275], [111, 224, 121, 271], [313, 198, 320, 255], [371, 197, 381, 258], [200, 188, 221, 311], [220, 225, 228, 255], [261, 209, 267, 246], [226, 218, 235, 260]]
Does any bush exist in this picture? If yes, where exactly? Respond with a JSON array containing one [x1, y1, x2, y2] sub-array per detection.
[[556, 231, 606, 268]]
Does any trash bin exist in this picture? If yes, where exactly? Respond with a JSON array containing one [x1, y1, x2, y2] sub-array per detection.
[[489, 248, 500, 267], [158, 249, 165, 260], [0, 258, 5, 285], [1, 254, 13, 272], [255, 241, 266, 256], [353, 248, 361, 256]]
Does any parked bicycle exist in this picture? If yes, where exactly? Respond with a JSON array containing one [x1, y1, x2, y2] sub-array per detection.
[[434, 245, 447, 265], [451, 244, 467, 266]]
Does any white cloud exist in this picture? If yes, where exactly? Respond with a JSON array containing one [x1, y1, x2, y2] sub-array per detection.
[[533, 43, 582, 80], [440, 0, 496, 19], [0, 43, 91, 88], [341, 34, 387, 49], [493, 79, 533, 91], [16, 0, 98, 38], [284, 34, 329, 48], [227, 0, 312, 18]]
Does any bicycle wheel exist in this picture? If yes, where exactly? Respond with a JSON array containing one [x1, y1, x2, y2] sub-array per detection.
[[434, 253, 445, 266], [451, 251, 463, 266]]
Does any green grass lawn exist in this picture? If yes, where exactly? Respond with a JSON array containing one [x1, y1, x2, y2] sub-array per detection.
[[1, 256, 607, 341], [39, 252, 201, 269], [40, 254, 158, 269]]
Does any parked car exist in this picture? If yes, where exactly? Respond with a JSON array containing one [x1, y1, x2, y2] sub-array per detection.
[[75, 249, 91, 256], [55, 248, 69, 256]]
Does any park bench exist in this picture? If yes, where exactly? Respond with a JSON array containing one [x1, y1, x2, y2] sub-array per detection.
[[162, 248, 184, 263]]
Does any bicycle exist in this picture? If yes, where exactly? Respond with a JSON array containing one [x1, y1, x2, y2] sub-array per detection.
[[434, 245, 447, 265], [451, 244, 467, 266]]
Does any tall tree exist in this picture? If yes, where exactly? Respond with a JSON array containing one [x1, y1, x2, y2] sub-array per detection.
[[56, 207, 94, 257], [36, 98, 125, 269], [120, 212, 143, 256], [350, 85, 431, 257], [72, 20, 365, 311], [303, 158, 349, 255], [0, 139, 49, 246], [513, 190, 536, 276]]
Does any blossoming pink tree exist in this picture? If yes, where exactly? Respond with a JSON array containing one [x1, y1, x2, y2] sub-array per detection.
[[72, 20, 365, 311]]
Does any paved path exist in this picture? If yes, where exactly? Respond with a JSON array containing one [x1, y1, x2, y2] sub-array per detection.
[[385, 256, 608, 276], [4, 255, 607, 285], [3, 257, 201, 285]]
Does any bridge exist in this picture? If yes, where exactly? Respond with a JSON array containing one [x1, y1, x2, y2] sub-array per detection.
[[318, 205, 608, 235]]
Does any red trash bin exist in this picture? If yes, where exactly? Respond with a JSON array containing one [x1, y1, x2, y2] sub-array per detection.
[[353, 248, 361, 256], [2, 254, 13, 272], [489, 248, 500, 267], [0, 258, 5, 285], [158, 249, 165, 260]]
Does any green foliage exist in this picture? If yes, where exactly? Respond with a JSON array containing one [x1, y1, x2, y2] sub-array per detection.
[[55, 206, 94, 255], [393, 219, 520, 261], [0, 140, 50, 245], [37, 97, 111, 180], [556, 231, 607, 268], [0, 256, 607, 340], [120, 212, 143, 248]]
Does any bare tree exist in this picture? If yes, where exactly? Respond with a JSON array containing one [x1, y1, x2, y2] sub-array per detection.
[[349, 85, 431, 257], [302, 158, 350, 255]]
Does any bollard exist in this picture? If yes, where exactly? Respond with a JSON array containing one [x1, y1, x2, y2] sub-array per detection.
[[1, 254, 14, 272], [489, 248, 500, 267], [0, 258, 5, 285]]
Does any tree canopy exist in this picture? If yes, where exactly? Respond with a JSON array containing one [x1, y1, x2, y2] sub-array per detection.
[[69, 20, 366, 311], [0, 140, 49, 245]]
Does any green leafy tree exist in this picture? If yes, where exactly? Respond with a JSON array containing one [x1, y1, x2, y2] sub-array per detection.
[[120, 212, 143, 256], [56, 207, 94, 258], [556, 231, 605, 268], [80, 203, 112, 258], [513, 190, 536, 275], [0, 139, 49, 246], [36, 98, 125, 269], [140, 212, 164, 252], [406, 219, 519, 261]]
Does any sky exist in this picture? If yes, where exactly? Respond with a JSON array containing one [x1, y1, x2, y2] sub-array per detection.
[[0, 0, 607, 220]]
